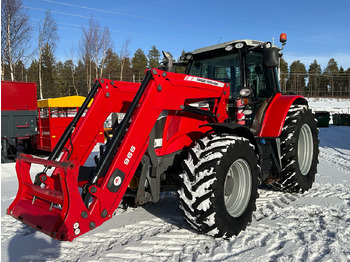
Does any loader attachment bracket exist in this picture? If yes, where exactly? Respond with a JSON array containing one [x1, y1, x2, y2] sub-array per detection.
[[7, 154, 93, 241]]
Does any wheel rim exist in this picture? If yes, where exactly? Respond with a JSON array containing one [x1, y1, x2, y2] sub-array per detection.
[[224, 159, 252, 218], [298, 124, 314, 176]]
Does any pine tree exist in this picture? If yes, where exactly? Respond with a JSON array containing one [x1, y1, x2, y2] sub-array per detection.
[[324, 58, 339, 97], [40, 43, 56, 98], [338, 67, 346, 97], [308, 60, 322, 96], [102, 48, 119, 80], [288, 60, 307, 95], [122, 57, 133, 82], [55, 60, 77, 96], [63, 60, 78, 96], [75, 60, 87, 96], [27, 59, 39, 85], [147, 45, 160, 69], [346, 68, 350, 97], [132, 48, 148, 82], [14, 60, 26, 81]]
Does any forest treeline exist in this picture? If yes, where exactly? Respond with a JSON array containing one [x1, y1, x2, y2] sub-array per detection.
[[2, 0, 350, 99]]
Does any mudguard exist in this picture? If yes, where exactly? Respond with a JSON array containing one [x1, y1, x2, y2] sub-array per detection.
[[204, 122, 258, 154], [253, 93, 307, 138]]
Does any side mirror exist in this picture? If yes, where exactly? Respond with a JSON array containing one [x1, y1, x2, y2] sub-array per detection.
[[263, 47, 279, 68]]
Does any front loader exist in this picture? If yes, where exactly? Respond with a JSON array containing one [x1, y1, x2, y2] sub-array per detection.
[[8, 34, 319, 241]]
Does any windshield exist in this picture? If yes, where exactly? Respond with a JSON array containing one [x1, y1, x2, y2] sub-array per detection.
[[188, 53, 240, 99], [187, 51, 280, 100]]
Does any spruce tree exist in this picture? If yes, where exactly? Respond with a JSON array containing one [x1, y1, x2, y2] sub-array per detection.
[[40, 43, 56, 98], [324, 58, 339, 97], [132, 48, 148, 82], [147, 45, 160, 69], [308, 60, 322, 96], [288, 60, 307, 95]]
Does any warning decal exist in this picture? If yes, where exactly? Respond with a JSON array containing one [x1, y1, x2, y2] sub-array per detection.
[[184, 76, 225, 87]]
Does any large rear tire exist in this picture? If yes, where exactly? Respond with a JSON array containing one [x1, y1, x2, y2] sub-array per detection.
[[272, 105, 319, 192], [178, 134, 259, 238]]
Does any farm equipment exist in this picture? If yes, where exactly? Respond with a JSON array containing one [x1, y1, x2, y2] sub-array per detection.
[[1, 83, 104, 161], [1, 81, 37, 161], [8, 34, 319, 241], [35, 96, 104, 152]]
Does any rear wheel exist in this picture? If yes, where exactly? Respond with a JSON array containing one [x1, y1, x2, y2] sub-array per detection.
[[178, 134, 259, 238], [272, 105, 319, 192]]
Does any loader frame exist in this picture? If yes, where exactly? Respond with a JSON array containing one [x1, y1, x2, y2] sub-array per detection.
[[8, 69, 231, 241]]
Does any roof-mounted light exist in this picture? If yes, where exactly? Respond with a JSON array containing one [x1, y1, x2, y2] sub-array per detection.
[[235, 43, 244, 49], [225, 44, 234, 51], [280, 33, 287, 44], [279, 33, 287, 50]]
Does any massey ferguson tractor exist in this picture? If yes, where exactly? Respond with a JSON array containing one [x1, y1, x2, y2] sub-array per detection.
[[8, 34, 319, 241]]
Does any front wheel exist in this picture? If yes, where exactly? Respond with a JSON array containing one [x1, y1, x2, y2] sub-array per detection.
[[178, 134, 259, 238]]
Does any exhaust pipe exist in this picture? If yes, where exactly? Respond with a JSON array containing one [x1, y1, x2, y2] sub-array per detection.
[[162, 51, 174, 72]]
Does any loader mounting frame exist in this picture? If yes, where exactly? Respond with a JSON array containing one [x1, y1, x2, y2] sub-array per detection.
[[8, 69, 229, 241]]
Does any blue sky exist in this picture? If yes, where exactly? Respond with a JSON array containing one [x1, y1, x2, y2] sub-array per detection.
[[22, 0, 350, 70]]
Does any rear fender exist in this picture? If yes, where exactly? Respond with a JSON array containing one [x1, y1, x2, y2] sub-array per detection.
[[254, 93, 307, 138]]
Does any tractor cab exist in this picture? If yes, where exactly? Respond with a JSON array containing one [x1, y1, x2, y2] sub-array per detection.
[[183, 37, 284, 125]]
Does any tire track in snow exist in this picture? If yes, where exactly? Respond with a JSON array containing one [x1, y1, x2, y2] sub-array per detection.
[[318, 126, 350, 175], [250, 183, 350, 261], [16, 215, 183, 262], [319, 147, 350, 174], [254, 188, 300, 221], [3, 184, 350, 261]]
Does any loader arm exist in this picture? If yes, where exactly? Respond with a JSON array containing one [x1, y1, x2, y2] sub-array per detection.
[[8, 69, 229, 241]]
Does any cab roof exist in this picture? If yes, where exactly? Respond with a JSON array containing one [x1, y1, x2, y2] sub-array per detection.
[[190, 39, 278, 55]]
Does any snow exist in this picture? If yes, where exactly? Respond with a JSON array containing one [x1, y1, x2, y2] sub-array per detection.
[[308, 97, 350, 114], [2, 99, 350, 261]]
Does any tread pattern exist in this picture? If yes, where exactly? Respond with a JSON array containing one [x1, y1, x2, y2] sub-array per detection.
[[272, 105, 319, 192], [178, 134, 258, 237]]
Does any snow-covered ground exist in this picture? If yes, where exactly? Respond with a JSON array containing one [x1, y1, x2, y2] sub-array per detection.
[[1, 99, 350, 262], [307, 97, 350, 124], [307, 97, 350, 114]]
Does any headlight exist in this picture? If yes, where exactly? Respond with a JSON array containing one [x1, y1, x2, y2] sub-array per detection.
[[243, 108, 253, 115], [239, 88, 251, 97]]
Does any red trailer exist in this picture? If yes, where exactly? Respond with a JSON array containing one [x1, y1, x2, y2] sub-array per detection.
[[1, 81, 37, 160], [35, 96, 104, 152]]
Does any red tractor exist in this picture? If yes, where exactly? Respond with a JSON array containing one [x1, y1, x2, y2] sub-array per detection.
[[8, 34, 319, 241]]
